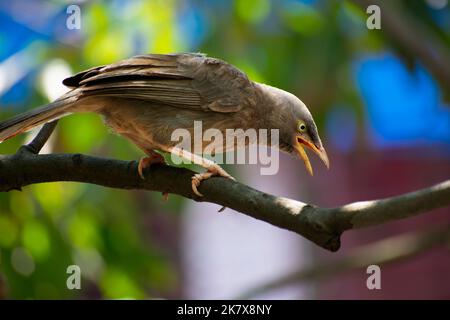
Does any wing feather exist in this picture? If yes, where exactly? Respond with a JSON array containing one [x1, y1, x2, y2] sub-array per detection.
[[63, 53, 256, 113]]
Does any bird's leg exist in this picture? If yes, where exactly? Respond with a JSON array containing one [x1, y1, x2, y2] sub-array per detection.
[[138, 150, 169, 200], [162, 146, 235, 197]]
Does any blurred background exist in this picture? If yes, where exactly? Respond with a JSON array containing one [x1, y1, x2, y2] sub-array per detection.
[[0, 0, 449, 299]]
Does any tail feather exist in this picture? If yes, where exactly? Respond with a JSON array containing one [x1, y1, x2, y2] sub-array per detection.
[[0, 92, 78, 143]]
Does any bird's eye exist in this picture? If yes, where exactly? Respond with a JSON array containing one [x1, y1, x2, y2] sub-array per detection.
[[298, 122, 306, 132]]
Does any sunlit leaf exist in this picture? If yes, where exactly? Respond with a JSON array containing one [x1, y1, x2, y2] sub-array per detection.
[[9, 192, 35, 221], [67, 211, 101, 249], [0, 215, 18, 247], [22, 220, 50, 261], [100, 268, 145, 299], [281, 2, 324, 35], [59, 113, 107, 153], [235, 0, 270, 24], [31, 183, 81, 219]]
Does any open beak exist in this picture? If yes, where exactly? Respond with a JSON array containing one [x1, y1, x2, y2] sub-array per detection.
[[294, 136, 329, 176]]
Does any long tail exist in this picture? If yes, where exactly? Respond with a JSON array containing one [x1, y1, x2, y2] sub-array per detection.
[[0, 90, 79, 143]]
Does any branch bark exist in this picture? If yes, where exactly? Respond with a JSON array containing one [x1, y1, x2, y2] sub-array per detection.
[[25, 120, 59, 154], [1, 123, 450, 251], [1, 147, 449, 251]]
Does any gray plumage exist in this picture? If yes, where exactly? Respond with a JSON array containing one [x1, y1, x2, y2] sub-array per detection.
[[0, 53, 328, 188]]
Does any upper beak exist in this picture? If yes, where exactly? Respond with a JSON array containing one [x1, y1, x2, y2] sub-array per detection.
[[294, 137, 329, 176]]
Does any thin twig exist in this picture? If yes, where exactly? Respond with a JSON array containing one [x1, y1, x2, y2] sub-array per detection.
[[22, 120, 59, 154], [237, 226, 450, 299]]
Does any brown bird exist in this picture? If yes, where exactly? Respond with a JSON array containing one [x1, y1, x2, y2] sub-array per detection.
[[0, 53, 329, 196]]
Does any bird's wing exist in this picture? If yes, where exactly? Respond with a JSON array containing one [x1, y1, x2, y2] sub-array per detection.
[[63, 53, 257, 113]]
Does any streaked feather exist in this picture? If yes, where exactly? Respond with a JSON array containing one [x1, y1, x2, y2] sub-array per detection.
[[64, 53, 257, 114]]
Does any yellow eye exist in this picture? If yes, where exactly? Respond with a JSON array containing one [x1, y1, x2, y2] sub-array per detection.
[[298, 121, 306, 132]]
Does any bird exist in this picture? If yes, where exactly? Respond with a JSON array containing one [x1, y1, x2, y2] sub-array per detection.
[[0, 53, 329, 196]]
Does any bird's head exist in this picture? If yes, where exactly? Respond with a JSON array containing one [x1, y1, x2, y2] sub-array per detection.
[[261, 84, 329, 175], [290, 105, 329, 176]]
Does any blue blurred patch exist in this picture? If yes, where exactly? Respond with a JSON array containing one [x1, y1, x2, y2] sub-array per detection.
[[0, 3, 69, 107], [326, 105, 357, 152], [0, 11, 43, 61], [177, 4, 208, 50], [0, 10, 41, 106], [355, 53, 450, 147]]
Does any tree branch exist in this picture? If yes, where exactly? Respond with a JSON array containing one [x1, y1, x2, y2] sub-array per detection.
[[1, 148, 449, 251], [1, 124, 449, 251]]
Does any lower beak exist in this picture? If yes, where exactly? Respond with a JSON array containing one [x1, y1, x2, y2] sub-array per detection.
[[294, 137, 329, 176]]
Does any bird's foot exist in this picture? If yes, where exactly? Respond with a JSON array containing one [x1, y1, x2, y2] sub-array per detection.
[[191, 165, 235, 197], [138, 152, 169, 200], [138, 152, 166, 179]]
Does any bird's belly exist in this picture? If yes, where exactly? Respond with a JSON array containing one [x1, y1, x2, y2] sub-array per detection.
[[99, 99, 254, 154]]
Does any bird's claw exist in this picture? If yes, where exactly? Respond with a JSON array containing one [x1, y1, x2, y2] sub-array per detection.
[[138, 153, 166, 179], [138, 158, 149, 179], [191, 172, 213, 197], [191, 167, 235, 197], [138, 153, 169, 201]]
